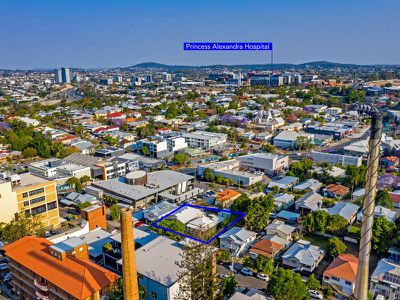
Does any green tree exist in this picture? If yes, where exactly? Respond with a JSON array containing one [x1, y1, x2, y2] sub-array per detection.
[[327, 237, 347, 257], [66, 176, 82, 192], [23, 147, 38, 158], [141, 145, 150, 156], [173, 153, 190, 165], [326, 214, 348, 235], [76, 201, 92, 212], [267, 268, 310, 300], [152, 219, 187, 241], [217, 249, 231, 263], [307, 274, 321, 291], [372, 216, 397, 255], [80, 175, 91, 184], [176, 238, 216, 300], [295, 136, 314, 150], [0, 213, 46, 243], [253, 255, 274, 275], [103, 195, 118, 206], [203, 168, 215, 182], [376, 190, 394, 209], [262, 143, 276, 153], [110, 204, 120, 221], [215, 174, 224, 185], [217, 275, 237, 300]]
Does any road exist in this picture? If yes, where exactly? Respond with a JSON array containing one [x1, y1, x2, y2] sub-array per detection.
[[217, 264, 268, 290]]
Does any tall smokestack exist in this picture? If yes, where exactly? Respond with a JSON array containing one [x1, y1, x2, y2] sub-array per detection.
[[120, 207, 139, 300]]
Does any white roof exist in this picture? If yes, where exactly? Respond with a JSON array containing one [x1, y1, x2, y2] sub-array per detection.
[[282, 239, 325, 267]]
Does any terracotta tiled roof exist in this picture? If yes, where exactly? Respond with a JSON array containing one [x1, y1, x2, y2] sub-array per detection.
[[4, 236, 119, 299], [323, 254, 359, 282], [216, 189, 241, 202], [389, 192, 400, 204], [326, 184, 350, 196], [250, 239, 283, 257]]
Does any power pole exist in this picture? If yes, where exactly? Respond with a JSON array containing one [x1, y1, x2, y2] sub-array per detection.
[[355, 105, 382, 300]]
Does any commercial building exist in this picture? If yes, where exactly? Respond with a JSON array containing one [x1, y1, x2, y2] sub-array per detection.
[[235, 153, 289, 176], [197, 160, 263, 187], [273, 131, 314, 149], [0, 179, 18, 223], [310, 151, 363, 167], [91, 170, 195, 209], [183, 131, 227, 150], [4, 236, 119, 300]]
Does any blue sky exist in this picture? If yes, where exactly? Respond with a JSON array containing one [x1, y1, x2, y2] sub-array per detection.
[[1, 0, 399, 69]]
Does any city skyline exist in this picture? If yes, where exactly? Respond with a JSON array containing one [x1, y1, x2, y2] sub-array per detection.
[[1, 0, 399, 69]]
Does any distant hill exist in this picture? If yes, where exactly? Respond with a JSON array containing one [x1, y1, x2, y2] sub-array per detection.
[[123, 61, 369, 72]]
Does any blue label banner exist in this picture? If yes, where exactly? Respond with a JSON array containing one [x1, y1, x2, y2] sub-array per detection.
[[184, 42, 272, 51]]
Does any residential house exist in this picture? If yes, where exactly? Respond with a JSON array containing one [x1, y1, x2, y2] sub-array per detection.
[[267, 176, 299, 191], [324, 184, 350, 199], [273, 193, 295, 211], [281, 239, 325, 272], [143, 201, 178, 223], [323, 254, 359, 296], [293, 179, 322, 193], [230, 289, 272, 300], [370, 259, 400, 300], [265, 219, 296, 245], [327, 202, 360, 224], [357, 205, 398, 223], [215, 189, 241, 208], [295, 192, 323, 215], [219, 226, 257, 256], [249, 239, 283, 259]]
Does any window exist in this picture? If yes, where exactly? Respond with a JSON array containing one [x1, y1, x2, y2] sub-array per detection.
[[345, 280, 352, 286], [29, 188, 44, 196], [31, 204, 46, 215], [23, 201, 30, 207], [30, 196, 45, 205], [151, 292, 157, 299], [22, 192, 28, 198], [47, 201, 57, 211]]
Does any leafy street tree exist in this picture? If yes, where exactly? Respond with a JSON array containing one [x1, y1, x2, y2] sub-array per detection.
[[176, 238, 216, 300], [327, 237, 347, 257], [217, 249, 231, 263], [0, 213, 45, 243], [203, 167, 215, 182], [141, 145, 150, 156], [287, 158, 313, 181], [307, 274, 321, 291], [80, 175, 91, 184], [267, 267, 310, 300], [295, 136, 314, 150], [262, 143, 276, 153], [375, 190, 394, 209], [103, 195, 119, 206], [109, 204, 120, 221], [252, 255, 274, 275], [303, 210, 347, 235], [22, 147, 38, 158], [216, 275, 237, 300], [372, 216, 397, 255], [173, 152, 190, 165]]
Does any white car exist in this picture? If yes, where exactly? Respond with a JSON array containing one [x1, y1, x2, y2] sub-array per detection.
[[256, 273, 269, 281], [309, 289, 323, 299], [241, 267, 254, 276]]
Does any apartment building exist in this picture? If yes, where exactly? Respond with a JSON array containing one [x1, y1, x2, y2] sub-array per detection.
[[235, 153, 289, 176], [14, 173, 60, 228], [183, 130, 227, 150], [4, 236, 119, 300], [310, 151, 362, 167], [0, 173, 59, 228]]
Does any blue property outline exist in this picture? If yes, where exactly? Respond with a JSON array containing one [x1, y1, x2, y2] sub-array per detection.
[[150, 203, 246, 244]]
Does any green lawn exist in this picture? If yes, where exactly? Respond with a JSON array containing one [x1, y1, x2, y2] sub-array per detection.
[[347, 226, 361, 239], [302, 233, 329, 250]]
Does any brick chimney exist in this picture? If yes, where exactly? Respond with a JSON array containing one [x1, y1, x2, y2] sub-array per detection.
[[120, 207, 139, 300]]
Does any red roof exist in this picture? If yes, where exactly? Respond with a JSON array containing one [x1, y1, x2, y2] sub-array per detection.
[[250, 239, 283, 258], [4, 236, 119, 299], [107, 112, 125, 118], [323, 254, 358, 282], [389, 192, 400, 204]]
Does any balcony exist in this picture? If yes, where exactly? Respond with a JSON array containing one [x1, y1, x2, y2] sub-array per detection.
[[36, 289, 50, 300], [34, 278, 49, 292]]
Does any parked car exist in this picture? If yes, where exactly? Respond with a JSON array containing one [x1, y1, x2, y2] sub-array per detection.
[[309, 290, 323, 299], [2, 273, 11, 283], [256, 273, 269, 281], [241, 267, 254, 276]]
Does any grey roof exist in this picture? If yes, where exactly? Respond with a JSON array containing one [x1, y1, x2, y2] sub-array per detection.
[[92, 170, 194, 203], [50, 237, 86, 253], [282, 239, 325, 267], [273, 193, 295, 204], [219, 226, 257, 244], [296, 192, 323, 211], [135, 236, 184, 286], [371, 258, 400, 281], [65, 152, 101, 167], [293, 179, 322, 192], [327, 202, 360, 220]]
